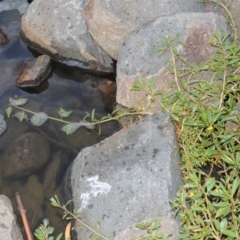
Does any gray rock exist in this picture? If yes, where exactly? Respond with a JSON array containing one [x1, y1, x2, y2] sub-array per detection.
[[65, 112, 181, 239], [21, 0, 113, 73], [15, 55, 51, 87], [2, 132, 50, 179], [84, 0, 204, 59], [0, 0, 29, 14], [0, 195, 24, 240], [116, 12, 227, 109], [0, 112, 6, 136]]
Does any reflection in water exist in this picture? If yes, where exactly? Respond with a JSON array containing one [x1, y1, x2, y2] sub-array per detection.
[[0, 9, 118, 237]]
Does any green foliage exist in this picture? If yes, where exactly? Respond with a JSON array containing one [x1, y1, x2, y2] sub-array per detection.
[[34, 218, 63, 240], [131, 1, 240, 238], [6, 98, 150, 135], [134, 219, 172, 240]]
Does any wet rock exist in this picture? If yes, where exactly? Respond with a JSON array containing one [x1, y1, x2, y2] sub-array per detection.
[[0, 0, 29, 14], [0, 195, 24, 240], [15, 55, 51, 87], [0, 28, 8, 45], [65, 112, 181, 239], [116, 12, 227, 109], [24, 174, 44, 205], [2, 132, 50, 179], [11, 191, 44, 230], [0, 118, 28, 152], [43, 151, 69, 200], [84, 0, 204, 60], [0, 112, 7, 136], [21, 0, 113, 73]]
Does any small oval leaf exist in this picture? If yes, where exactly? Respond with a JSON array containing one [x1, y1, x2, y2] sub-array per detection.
[[5, 107, 13, 118], [31, 112, 48, 126], [9, 97, 28, 106]]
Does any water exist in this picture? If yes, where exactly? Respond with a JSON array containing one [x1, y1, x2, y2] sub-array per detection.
[[0, 9, 118, 238]]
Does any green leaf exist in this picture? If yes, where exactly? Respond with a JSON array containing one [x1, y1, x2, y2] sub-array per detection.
[[5, 107, 13, 118], [91, 108, 95, 122], [147, 78, 157, 89], [216, 206, 231, 218], [58, 107, 72, 118], [213, 219, 220, 231], [205, 178, 215, 192], [56, 233, 63, 240], [14, 111, 27, 122], [231, 177, 240, 197], [9, 97, 28, 106], [31, 112, 48, 126], [220, 229, 237, 238], [50, 197, 59, 207]]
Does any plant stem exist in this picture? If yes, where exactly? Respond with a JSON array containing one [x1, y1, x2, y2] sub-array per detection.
[[60, 206, 109, 240]]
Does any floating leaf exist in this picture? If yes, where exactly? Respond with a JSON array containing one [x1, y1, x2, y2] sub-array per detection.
[[0, 113, 7, 136], [5, 107, 13, 118], [14, 111, 27, 122], [31, 112, 48, 126], [62, 122, 81, 135], [62, 121, 94, 135], [9, 97, 28, 106], [58, 107, 72, 118]]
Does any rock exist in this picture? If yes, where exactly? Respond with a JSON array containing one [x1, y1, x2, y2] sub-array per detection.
[[11, 191, 44, 230], [64, 112, 181, 239], [21, 0, 113, 73], [84, 0, 204, 60], [115, 216, 179, 240], [0, 112, 7, 136], [15, 55, 51, 87], [2, 132, 50, 179], [0, 118, 28, 152], [0, 0, 29, 14], [0, 28, 8, 45], [116, 12, 227, 109], [0, 195, 24, 240], [43, 151, 69, 200], [24, 174, 44, 205]]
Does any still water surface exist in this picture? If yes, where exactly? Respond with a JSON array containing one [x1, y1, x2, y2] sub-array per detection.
[[0, 9, 117, 238]]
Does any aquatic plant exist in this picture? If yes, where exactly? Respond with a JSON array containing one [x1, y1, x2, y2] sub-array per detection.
[[4, 97, 150, 135]]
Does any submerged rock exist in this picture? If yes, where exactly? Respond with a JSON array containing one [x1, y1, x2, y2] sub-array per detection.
[[15, 54, 51, 87], [2, 132, 50, 179], [0, 28, 8, 45]]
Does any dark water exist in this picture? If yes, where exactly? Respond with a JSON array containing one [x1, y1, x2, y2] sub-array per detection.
[[0, 9, 118, 238]]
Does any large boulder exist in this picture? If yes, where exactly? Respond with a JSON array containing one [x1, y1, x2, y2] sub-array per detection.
[[116, 12, 227, 109], [64, 112, 181, 239], [2, 132, 50, 179], [0, 195, 24, 240], [21, 0, 113, 73], [84, 0, 205, 60]]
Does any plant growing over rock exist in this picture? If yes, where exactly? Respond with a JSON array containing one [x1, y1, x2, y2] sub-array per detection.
[[131, 1, 240, 239]]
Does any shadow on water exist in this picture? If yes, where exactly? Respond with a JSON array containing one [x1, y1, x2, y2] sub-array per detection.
[[0, 9, 119, 238]]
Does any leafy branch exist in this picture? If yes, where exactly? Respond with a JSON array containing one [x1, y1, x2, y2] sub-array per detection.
[[5, 97, 151, 135]]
